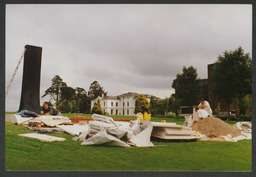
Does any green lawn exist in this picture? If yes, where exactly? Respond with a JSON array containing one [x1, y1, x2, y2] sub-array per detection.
[[5, 115, 251, 171]]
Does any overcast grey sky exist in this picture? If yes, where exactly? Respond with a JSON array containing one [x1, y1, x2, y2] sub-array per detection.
[[5, 4, 252, 111]]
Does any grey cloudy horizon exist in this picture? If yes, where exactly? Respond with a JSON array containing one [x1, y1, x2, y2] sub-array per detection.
[[5, 4, 252, 111]]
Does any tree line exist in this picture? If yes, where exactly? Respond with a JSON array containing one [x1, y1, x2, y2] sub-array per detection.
[[43, 46, 252, 117], [171, 46, 252, 116], [42, 77, 104, 113]]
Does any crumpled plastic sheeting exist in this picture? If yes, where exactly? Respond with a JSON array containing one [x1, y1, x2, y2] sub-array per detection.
[[128, 120, 153, 147], [81, 128, 130, 147], [80, 118, 154, 147], [233, 122, 252, 132]]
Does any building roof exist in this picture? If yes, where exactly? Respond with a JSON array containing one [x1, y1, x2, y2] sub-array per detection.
[[117, 92, 140, 97], [92, 92, 159, 101], [102, 96, 120, 100]]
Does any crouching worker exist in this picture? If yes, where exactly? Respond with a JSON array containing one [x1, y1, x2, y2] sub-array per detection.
[[195, 107, 209, 121], [43, 103, 61, 116]]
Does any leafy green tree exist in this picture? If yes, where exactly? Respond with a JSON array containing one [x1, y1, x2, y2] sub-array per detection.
[[71, 100, 79, 113], [92, 98, 104, 114], [238, 95, 252, 115], [172, 66, 202, 106], [58, 100, 72, 113], [79, 94, 90, 113], [149, 96, 160, 116], [42, 75, 67, 101], [211, 46, 252, 113], [74, 87, 86, 101], [158, 98, 169, 115], [74, 87, 90, 113], [135, 94, 150, 114], [214, 103, 221, 116], [88, 81, 105, 100], [60, 86, 76, 102], [168, 96, 182, 118]]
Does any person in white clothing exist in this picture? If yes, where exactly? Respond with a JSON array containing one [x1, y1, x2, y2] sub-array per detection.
[[198, 98, 212, 116], [195, 107, 209, 120]]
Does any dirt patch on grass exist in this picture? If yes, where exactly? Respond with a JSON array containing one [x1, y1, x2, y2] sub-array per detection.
[[192, 116, 244, 138]]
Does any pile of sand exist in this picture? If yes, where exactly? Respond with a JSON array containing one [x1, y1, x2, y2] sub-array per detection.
[[192, 117, 244, 138]]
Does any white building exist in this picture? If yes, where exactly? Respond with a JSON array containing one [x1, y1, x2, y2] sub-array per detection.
[[91, 92, 153, 116]]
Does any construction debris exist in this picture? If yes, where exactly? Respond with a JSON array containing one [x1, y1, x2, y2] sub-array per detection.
[[57, 124, 89, 136], [6, 114, 34, 125], [151, 122, 197, 141], [6, 111, 252, 146], [192, 117, 244, 138], [41, 119, 73, 127], [18, 133, 66, 142], [27, 126, 65, 133], [77, 114, 154, 147], [191, 116, 251, 142], [70, 116, 92, 123], [233, 122, 252, 133]]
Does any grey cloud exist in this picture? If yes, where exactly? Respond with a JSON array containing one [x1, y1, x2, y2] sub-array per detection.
[[5, 4, 252, 111]]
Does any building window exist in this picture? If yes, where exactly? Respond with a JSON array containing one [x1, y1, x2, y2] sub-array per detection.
[[123, 110, 125, 115], [127, 102, 129, 106], [116, 102, 118, 107], [111, 109, 113, 115], [116, 110, 118, 115], [104, 102, 105, 106], [123, 102, 125, 107], [127, 109, 129, 115], [111, 102, 113, 106]]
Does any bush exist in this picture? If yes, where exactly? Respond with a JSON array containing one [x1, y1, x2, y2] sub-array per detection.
[[239, 114, 251, 121], [91, 98, 103, 115]]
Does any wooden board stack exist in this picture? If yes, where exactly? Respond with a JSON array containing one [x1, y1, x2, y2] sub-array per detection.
[[151, 122, 197, 140]]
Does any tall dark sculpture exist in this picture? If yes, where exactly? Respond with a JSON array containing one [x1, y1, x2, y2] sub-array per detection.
[[19, 45, 42, 114]]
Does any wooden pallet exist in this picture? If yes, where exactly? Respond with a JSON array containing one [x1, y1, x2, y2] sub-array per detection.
[[28, 121, 42, 128]]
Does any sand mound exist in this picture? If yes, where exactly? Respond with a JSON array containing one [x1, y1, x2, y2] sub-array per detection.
[[192, 117, 243, 138]]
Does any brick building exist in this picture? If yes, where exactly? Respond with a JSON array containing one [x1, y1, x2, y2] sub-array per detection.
[[201, 63, 241, 114]]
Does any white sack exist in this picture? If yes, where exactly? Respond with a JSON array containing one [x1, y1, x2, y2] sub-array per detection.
[[128, 120, 154, 147], [184, 115, 193, 127], [92, 114, 118, 127], [88, 120, 116, 131]]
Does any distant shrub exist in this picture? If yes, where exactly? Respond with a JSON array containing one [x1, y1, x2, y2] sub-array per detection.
[[239, 114, 251, 121]]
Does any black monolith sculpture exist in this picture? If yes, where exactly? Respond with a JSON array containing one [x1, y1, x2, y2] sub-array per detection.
[[19, 45, 42, 114]]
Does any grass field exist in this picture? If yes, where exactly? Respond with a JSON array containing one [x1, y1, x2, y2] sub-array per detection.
[[5, 114, 251, 171]]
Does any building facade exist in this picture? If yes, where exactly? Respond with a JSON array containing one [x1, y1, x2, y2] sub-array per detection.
[[91, 92, 152, 116], [200, 63, 252, 114]]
